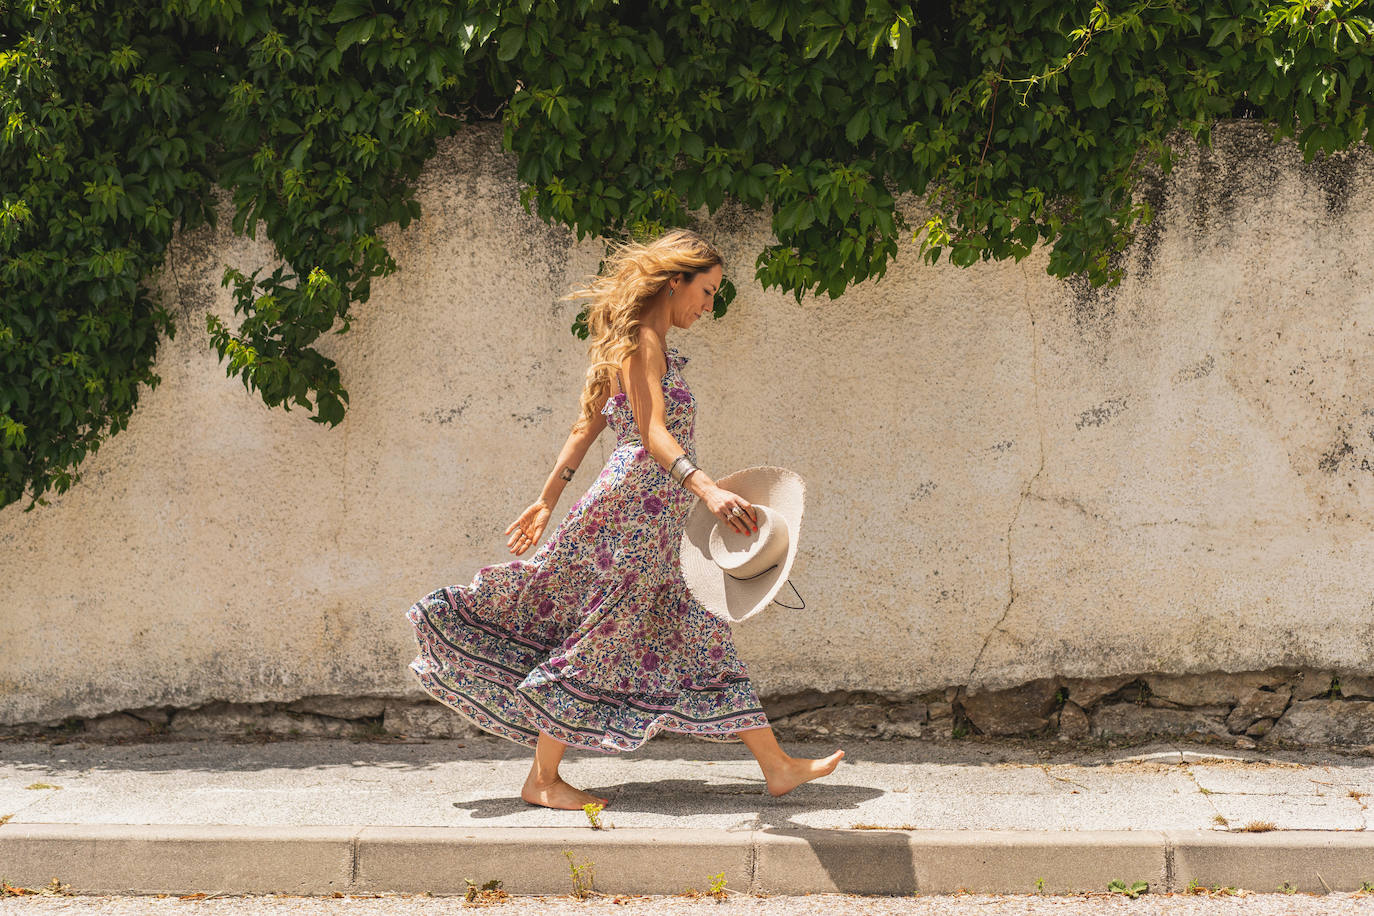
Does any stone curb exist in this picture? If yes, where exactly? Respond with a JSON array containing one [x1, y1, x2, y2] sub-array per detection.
[[3, 825, 1373, 896]]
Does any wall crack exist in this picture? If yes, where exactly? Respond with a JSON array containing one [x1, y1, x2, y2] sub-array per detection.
[[969, 264, 1048, 685]]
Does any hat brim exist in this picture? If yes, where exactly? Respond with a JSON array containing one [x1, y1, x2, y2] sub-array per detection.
[[680, 466, 805, 624]]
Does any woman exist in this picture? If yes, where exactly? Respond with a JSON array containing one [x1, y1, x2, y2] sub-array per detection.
[[406, 228, 845, 811]]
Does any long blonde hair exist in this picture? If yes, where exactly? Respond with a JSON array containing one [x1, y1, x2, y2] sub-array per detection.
[[565, 229, 723, 434]]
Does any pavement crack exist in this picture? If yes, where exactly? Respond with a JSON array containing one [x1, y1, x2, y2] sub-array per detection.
[[349, 827, 361, 887], [969, 265, 1047, 684], [747, 816, 760, 894], [1181, 766, 1226, 828]]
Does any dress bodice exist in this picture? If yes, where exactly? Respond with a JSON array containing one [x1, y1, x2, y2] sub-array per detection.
[[601, 347, 696, 451]]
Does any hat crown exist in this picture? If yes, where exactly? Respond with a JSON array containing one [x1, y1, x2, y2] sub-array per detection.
[[706, 504, 790, 580]]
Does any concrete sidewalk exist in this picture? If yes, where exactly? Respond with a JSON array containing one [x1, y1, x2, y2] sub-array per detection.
[[1, 735, 1371, 896]]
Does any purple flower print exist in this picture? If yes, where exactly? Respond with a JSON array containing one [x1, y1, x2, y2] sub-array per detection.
[[634, 446, 647, 460], [641, 650, 660, 672], [536, 598, 555, 619], [642, 494, 664, 515], [595, 549, 613, 571], [708, 645, 724, 660], [552, 656, 569, 669], [668, 387, 692, 403], [563, 635, 578, 650]]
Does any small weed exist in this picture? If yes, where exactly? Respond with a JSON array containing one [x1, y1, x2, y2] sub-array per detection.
[[1106, 879, 1148, 898], [463, 878, 508, 905], [582, 801, 613, 830], [1196, 785, 1213, 795], [706, 872, 728, 899], [23, 783, 59, 791], [1358, 880, 1374, 893], [563, 849, 595, 900], [1, 877, 71, 897], [951, 723, 969, 739], [1278, 881, 1298, 894], [1239, 820, 1277, 832], [1033, 877, 1045, 893], [1211, 813, 1229, 827]]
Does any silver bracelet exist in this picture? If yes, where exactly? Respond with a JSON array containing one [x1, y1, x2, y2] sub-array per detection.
[[669, 454, 699, 486]]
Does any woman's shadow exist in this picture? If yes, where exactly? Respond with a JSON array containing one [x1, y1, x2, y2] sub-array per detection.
[[455, 735, 911, 894]]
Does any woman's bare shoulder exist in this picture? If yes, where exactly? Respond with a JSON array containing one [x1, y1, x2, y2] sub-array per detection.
[[632, 328, 669, 368]]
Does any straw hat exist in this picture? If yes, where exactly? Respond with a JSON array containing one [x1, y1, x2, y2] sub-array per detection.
[[680, 466, 805, 624]]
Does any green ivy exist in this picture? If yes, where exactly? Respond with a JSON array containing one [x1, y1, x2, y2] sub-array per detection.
[[1, 0, 1371, 510]]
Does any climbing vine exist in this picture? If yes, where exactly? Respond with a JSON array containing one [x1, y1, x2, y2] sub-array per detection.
[[1, 0, 1371, 510]]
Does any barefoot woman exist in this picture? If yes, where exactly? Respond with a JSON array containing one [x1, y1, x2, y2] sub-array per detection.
[[405, 229, 844, 810]]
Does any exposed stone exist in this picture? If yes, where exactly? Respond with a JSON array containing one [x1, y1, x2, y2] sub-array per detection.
[[1091, 703, 1229, 739], [1144, 670, 1287, 707], [927, 701, 953, 720], [1290, 669, 1336, 701], [1233, 737, 1258, 749], [1060, 675, 1138, 710], [1245, 717, 1275, 738], [286, 695, 388, 719], [126, 706, 172, 726], [878, 720, 925, 739], [924, 719, 954, 739], [1057, 701, 1091, 739], [167, 702, 275, 736], [1336, 673, 1374, 700], [884, 702, 928, 724], [1225, 686, 1293, 733], [260, 712, 375, 738], [760, 690, 851, 719], [84, 713, 152, 738], [959, 678, 1059, 736], [383, 701, 480, 738], [1270, 699, 1374, 746], [782, 703, 890, 739]]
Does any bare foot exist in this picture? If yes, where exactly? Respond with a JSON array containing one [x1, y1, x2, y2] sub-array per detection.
[[521, 774, 611, 810], [764, 749, 846, 797]]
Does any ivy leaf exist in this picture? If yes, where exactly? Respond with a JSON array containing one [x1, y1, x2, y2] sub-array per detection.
[[335, 18, 375, 51], [497, 28, 525, 62], [326, 0, 371, 24], [845, 108, 869, 143]]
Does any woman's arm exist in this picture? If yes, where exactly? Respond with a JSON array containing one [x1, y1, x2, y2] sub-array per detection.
[[622, 332, 757, 534], [506, 396, 610, 555], [536, 408, 608, 512]]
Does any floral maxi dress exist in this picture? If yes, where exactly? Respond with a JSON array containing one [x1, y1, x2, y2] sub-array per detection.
[[405, 346, 771, 753]]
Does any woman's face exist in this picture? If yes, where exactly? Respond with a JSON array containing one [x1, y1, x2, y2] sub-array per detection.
[[672, 264, 723, 329]]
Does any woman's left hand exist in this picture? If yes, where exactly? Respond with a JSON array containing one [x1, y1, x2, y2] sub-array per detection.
[[505, 500, 552, 555]]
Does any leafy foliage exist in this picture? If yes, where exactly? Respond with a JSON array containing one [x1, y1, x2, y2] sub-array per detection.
[[2, 0, 1371, 509]]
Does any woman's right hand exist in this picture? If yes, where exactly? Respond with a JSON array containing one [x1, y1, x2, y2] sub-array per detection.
[[701, 485, 759, 535], [505, 499, 552, 555]]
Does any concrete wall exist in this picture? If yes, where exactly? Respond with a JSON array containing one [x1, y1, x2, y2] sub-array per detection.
[[3, 120, 1374, 726]]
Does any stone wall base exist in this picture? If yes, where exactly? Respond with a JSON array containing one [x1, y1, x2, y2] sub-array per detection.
[[4, 667, 1374, 750]]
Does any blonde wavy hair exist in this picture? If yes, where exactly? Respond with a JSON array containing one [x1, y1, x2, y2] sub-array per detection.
[[565, 228, 723, 434]]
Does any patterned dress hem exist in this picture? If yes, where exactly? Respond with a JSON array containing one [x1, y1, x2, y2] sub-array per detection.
[[407, 599, 770, 755]]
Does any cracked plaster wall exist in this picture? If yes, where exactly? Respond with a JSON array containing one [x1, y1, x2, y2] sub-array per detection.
[[2, 120, 1374, 725]]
